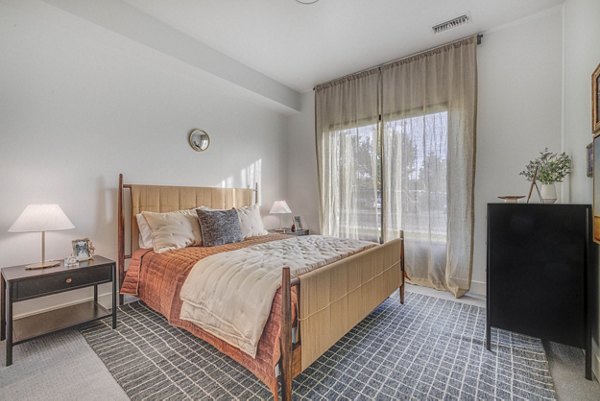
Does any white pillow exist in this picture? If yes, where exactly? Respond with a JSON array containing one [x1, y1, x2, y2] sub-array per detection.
[[142, 209, 202, 253], [197, 206, 224, 211], [136, 213, 153, 249], [236, 205, 268, 239]]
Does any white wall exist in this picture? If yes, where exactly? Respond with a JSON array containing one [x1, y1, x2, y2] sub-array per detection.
[[563, 0, 600, 380], [42, 0, 301, 112], [287, 93, 319, 233], [563, 0, 600, 204], [287, 8, 565, 297], [0, 0, 289, 316], [473, 7, 563, 294]]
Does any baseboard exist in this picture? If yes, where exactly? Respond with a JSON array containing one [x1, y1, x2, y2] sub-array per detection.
[[14, 293, 113, 320], [468, 279, 486, 297]]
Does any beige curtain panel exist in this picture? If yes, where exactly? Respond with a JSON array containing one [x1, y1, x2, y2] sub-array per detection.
[[315, 70, 381, 242], [381, 37, 477, 297], [315, 36, 477, 297]]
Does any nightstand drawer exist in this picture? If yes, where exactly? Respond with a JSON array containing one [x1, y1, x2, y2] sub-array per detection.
[[13, 265, 112, 301]]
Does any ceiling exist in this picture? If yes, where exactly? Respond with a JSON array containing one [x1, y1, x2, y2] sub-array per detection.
[[122, 0, 563, 93]]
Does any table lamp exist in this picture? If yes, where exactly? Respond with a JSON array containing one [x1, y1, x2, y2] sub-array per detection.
[[9, 204, 75, 269], [270, 200, 291, 232]]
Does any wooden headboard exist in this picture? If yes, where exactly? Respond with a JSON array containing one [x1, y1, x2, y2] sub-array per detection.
[[117, 173, 257, 302]]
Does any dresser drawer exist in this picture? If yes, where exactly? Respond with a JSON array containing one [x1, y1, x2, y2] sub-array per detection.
[[13, 265, 113, 301]]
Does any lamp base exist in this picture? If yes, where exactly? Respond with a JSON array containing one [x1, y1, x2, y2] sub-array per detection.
[[25, 260, 60, 270]]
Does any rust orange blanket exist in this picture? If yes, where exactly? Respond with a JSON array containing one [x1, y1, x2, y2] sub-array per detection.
[[120, 234, 297, 397]]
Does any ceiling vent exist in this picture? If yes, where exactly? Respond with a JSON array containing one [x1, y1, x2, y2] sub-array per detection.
[[432, 14, 471, 34]]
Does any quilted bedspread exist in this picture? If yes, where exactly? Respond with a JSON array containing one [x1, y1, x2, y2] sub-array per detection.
[[179, 235, 376, 358]]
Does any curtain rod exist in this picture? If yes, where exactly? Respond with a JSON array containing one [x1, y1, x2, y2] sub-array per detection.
[[313, 33, 483, 91]]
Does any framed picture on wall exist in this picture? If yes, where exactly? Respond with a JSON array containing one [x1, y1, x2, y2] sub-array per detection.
[[593, 135, 600, 243], [593, 63, 600, 134]]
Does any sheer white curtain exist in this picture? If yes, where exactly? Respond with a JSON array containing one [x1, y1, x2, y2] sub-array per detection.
[[315, 37, 477, 297], [382, 37, 477, 297], [315, 71, 380, 242], [382, 110, 449, 287]]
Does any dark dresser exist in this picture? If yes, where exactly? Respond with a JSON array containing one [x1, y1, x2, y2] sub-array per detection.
[[486, 203, 596, 379]]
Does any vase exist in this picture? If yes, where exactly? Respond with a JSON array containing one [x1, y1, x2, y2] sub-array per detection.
[[540, 183, 557, 204]]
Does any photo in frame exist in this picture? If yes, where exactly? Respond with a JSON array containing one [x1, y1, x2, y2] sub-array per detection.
[[593, 63, 600, 134], [72, 238, 94, 261], [593, 135, 600, 243], [293, 216, 303, 230]]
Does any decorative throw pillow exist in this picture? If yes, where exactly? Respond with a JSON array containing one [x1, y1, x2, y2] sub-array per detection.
[[236, 205, 268, 238], [142, 209, 202, 253], [197, 208, 243, 247], [136, 213, 153, 249]]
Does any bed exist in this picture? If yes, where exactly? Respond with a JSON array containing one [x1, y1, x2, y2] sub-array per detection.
[[117, 174, 405, 400]]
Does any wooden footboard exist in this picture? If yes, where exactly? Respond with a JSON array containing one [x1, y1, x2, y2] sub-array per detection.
[[279, 232, 405, 401]]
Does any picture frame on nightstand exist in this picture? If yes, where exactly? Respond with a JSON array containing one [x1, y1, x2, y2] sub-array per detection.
[[72, 238, 94, 261], [293, 216, 303, 230]]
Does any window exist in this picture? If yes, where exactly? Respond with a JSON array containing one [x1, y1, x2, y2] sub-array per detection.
[[326, 122, 380, 242], [326, 111, 448, 243], [384, 111, 448, 243]]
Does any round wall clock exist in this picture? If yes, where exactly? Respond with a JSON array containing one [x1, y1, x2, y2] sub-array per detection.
[[188, 129, 210, 152]]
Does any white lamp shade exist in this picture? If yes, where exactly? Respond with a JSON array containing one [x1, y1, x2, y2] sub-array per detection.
[[269, 200, 291, 214], [9, 204, 75, 232]]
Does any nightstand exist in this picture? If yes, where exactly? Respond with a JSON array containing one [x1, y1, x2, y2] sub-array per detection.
[[1, 255, 117, 366]]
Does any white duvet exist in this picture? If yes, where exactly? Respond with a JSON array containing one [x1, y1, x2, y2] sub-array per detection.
[[179, 235, 376, 358]]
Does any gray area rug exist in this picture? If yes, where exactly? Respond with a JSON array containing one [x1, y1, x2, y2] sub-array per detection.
[[0, 330, 128, 401], [80, 292, 557, 400]]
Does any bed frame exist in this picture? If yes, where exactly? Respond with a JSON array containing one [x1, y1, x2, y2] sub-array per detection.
[[117, 173, 404, 401]]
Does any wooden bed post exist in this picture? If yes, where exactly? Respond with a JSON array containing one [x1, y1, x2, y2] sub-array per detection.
[[399, 230, 405, 305], [280, 267, 293, 401], [118, 173, 125, 305]]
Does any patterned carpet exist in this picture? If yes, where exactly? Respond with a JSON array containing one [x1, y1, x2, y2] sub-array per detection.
[[80, 292, 557, 400]]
